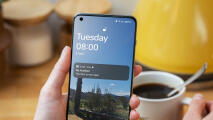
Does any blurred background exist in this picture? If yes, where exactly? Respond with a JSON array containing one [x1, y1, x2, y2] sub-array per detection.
[[0, 0, 212, 119]]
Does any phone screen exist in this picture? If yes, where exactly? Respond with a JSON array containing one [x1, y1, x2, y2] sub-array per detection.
[[68, 14, 136, 120]]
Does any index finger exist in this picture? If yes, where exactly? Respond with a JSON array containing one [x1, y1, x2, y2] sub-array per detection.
[[130, 94, 140, 109], [134, 65, 142, 77]]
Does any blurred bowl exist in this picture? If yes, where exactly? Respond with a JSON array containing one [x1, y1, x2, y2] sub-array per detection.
[[2, 0, 54, 26], [108, 0, 138, 15]]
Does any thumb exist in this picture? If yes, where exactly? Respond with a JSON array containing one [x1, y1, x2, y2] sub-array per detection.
[[183, 94, 206, 120], [42, 46, 71, 93]]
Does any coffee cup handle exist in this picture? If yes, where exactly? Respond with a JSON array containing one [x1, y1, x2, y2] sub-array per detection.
[[182, 97, 192, 105]]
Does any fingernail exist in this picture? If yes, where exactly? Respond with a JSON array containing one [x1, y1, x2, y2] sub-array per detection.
[[193, 94, 203, 100], [61, 46, 69, 57], [136, 65, 142, 72], [132, 94, 137, 97], [135, 65, 140, 70]]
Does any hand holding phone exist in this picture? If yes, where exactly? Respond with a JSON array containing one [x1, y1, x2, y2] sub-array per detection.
[[34, 46, 142, 120], [34, 14, 138, 120]]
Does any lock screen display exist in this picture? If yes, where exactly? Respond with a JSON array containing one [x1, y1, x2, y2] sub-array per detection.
[[68, 15, 136, 120]]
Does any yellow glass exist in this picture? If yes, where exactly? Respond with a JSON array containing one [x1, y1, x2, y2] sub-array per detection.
[[134, 0, 213, 74]]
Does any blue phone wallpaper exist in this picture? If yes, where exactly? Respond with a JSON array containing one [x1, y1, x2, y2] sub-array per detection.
[[68, 15, 136, 120]]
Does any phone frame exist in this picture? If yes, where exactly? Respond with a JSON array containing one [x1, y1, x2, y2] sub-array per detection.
[[66, 13, 137, 120]]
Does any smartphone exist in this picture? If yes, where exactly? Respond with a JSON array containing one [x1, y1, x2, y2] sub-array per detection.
[[67, 14, 137, 120]]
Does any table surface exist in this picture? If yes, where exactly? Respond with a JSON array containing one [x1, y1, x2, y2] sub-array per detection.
[[0, 54, 213, 120]]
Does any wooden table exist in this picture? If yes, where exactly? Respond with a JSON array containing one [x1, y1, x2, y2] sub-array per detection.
[[0, 54, 213, 120]]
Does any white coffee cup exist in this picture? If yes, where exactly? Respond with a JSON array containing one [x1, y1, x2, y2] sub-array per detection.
[[133, 71, 191, 120]]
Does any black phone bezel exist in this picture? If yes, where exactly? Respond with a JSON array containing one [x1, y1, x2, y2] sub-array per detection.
[[66, 13, 137, 120]]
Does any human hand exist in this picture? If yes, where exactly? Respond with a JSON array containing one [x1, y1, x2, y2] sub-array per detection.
[[34, 46, 143, 120], [129, 65, 142, 120], [34, 46, 71, 120], [183, 94, 213, 120]]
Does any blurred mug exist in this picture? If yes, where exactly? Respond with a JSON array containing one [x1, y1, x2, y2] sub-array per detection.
[[109, 0, 138, 15], [133, 71, 191, 120]]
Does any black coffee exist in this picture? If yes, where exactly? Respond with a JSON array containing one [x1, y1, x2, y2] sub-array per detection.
[[133, 83, 178, 99]]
